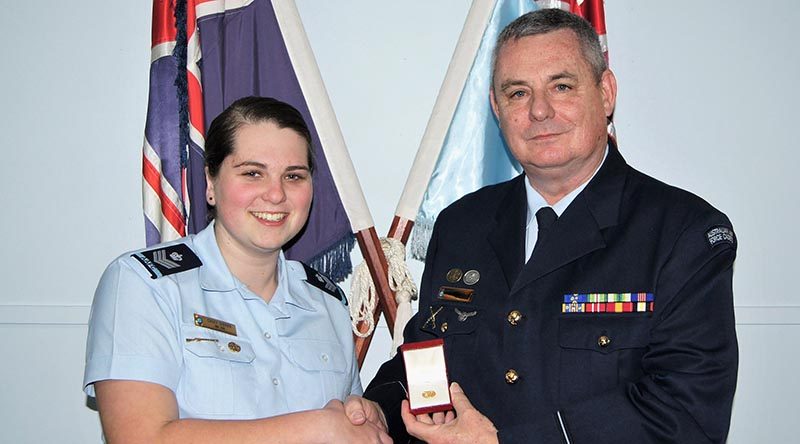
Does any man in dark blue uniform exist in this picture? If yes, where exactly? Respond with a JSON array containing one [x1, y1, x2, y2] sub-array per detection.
[[353, 8, 737, 444]]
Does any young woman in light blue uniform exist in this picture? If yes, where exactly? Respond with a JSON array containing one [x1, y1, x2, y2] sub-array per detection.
[[83, 97, 389, 443]]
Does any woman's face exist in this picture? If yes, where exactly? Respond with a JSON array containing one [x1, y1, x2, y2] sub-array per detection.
[[206, 120, 313, 258]]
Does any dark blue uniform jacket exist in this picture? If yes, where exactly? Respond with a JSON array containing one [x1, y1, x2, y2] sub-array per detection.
[[365, 144, 738, 443]]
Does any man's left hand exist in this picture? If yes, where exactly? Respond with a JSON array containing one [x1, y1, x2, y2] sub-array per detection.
[[401, 382, 498, 444]]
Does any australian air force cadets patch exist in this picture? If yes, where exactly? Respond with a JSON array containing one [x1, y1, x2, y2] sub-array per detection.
[[706, 225, 736, 249], [131, 243, 202, 279], [302, 263, 347, 305]]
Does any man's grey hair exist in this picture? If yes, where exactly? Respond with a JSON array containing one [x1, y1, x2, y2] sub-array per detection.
[[492, 8, 607, 84]]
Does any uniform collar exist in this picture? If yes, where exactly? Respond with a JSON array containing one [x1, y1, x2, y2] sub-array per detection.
[[281, 260, 316, 312], [510, 140, 628, 293], [223, 252, 317, 318], [194, 222, 315, 311], [194, 221, 238, 292], [524, 144, 609, 227], [580, 139, 626, 230], [192, 221, 316, 311], [489, 139, 628, 292]]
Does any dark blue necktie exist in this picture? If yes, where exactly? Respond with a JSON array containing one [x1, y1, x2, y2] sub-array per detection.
[[529, 207, 558, 262]]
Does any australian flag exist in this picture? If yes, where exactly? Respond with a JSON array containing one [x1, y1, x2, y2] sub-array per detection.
[[142, 0, 355, 281]]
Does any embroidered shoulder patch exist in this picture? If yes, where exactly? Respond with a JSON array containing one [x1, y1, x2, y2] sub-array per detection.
[[131, 243, 202, 279], [302, 263, 347, 305], [706, 226, 736, 249]]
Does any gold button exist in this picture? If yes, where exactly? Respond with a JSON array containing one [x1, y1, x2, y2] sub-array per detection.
[[505, 369, 519, 384], [228, 341, 241, 352], [507, 310, 522, 325], [597, 335, 611, 348], [440, 322, 449, 333]]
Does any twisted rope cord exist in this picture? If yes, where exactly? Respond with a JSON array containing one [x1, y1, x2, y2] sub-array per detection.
[[350, 238, 418, 356]]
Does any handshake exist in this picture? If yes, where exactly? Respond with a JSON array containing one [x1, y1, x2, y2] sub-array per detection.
[[337, 382, 498, 444]]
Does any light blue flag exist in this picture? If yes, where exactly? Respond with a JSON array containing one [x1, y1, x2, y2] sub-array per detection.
[[409, 0, 538, 260]]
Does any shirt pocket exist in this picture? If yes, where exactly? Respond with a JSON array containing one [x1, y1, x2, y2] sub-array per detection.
[[180, 327, 259, 417], [287, 339, 349, 402], [557, 315, 651, 403]]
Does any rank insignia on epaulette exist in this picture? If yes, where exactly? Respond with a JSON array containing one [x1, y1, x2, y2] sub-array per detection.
[[706, 226, 736, 249], [562, 293, 654, 314], [302, 263, 347, 305], [131, 243, 202, 279]]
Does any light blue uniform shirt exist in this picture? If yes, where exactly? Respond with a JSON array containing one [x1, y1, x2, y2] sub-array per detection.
[[84, 222, 361, 419], [524, 146, 609, 261]]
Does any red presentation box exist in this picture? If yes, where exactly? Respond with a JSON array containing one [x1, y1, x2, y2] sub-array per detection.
[[400, 339, 453, 415]]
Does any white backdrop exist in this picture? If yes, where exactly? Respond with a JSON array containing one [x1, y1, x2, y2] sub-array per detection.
[[0, 1, 797, 442]]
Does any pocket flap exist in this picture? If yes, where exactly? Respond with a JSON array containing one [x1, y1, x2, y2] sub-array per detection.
[[559, 316, 650, 354], [183, 324, 255, 363]]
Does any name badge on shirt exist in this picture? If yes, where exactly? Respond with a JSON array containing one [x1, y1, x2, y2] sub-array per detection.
[[193, 313, 237, 336]]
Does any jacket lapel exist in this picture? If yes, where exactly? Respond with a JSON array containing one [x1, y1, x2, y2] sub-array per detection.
[[511, 193, 605, 294], [510, 143, 628, 295], [487, 175, 527, 290]]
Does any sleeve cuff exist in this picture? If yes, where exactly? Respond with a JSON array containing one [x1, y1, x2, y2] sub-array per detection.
[[83, 354, 181, 397]]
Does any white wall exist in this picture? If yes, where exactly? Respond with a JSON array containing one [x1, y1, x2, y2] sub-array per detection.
[[0, 1, 796, 442], [0, 1, 150, 442]]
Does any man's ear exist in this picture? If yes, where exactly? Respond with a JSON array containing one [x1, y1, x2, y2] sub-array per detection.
[[489, 86, 501, 121], [600, 69, 618, 117]]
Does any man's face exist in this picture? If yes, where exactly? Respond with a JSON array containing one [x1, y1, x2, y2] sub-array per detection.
[[491, 29, 616, 186]]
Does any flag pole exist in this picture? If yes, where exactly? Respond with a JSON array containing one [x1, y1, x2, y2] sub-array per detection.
[[379, 0, 497, 356], [273, 1, 398, 366], [389, 0, 495, 241]]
